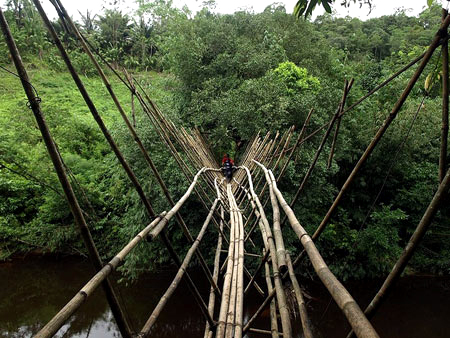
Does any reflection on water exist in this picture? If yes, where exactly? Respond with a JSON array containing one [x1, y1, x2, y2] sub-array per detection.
[[0, 256, 449, 337]]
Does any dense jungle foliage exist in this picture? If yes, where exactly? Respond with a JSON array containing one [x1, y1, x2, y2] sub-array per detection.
[[0, 0, 449, 280]]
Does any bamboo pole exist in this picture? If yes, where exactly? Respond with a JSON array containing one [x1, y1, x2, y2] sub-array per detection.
[[159, 229, 216, 328], [134, 85, 220, 217], [285, 79, 354, 216], [245, 132, 282, 201], [346, 165, 450, 338], [34, 214, 165, 338], [262, 163, 379, 338], [204, 205, 224, 338], [440, 8, 449, 183], [36, 167, 218, 336], [241, 166, 292, 338], [244, 286, 277, 334], [327, 80, 351, 170], [0, 9, 133, 338], [234, 180, 273, 296], [327, 114, 342, 169], [133, 86, 228, 246], [216, 186, 237, 338], [132, 86, 215, 206], [139, 199, 219, 336], [244, 249, 270, 295], [249, 127, 294, 213], [341, 52, 427, 117], [229, 183, 245, 338], [259, 163, 288, 273], [264, 257, 280, 338], [277, 109, 314, 181], [248, 328, 284, 336], [328, 80, 353, 169], [286, 252, 314, 338], [32, 0, 155, 217], [312, 15, 450, 242], [224, 183, 241, 338]]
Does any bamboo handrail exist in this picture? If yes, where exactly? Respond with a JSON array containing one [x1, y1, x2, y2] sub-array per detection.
[[258, 162, 379, 338], [241, 166, 292, 337], [259, 163, 288, 273]]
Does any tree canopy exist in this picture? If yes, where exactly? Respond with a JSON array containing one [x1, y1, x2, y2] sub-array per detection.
[[0, 0, 449, 279]]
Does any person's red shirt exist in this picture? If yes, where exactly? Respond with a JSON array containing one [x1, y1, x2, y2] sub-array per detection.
[[222, 155, 234, 165]]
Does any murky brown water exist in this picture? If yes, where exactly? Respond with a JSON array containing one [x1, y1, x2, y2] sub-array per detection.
[[0, 256, 449, 337]]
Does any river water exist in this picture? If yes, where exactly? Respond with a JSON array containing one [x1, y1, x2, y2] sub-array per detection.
[[1, 256, 449, 337]]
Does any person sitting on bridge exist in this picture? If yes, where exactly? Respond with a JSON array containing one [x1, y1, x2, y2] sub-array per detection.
[[221, 153, 235, 182]]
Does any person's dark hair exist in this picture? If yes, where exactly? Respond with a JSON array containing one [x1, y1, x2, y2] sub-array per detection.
[[226, 153, 230, 157]]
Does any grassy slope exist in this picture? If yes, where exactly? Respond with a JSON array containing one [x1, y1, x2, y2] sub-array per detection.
[[0, 64, 173, 258]]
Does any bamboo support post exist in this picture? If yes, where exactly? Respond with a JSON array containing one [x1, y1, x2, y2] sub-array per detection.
[[327, 115, 342, 169], [284, 79, 354, 219], [244, 249, 270, 295], [0, 9, 133, 338], [327, 80, 352, 169], [248, 127, 294, 214], [264, 256, 280, 338], [136, 86, 228, 245], [341, 52, 427, 117], [159, 229, 216, 329], [346, 165, 450, 338], [34, 214, 165, 338], [286, 253, 314, 338], [204, 205, 225, 338], [277, 108, 314, 181], [134, 85, 221, 220], [139, 199, 219, 336]]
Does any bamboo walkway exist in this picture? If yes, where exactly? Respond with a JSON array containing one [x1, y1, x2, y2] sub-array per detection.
[[1, 2, 450, 338]]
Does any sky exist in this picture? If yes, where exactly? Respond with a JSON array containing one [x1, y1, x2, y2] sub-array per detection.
[[0, 0, 449, 21]]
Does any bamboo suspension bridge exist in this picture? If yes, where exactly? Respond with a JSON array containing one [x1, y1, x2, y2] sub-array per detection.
[[1, 2, 450, 338]]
